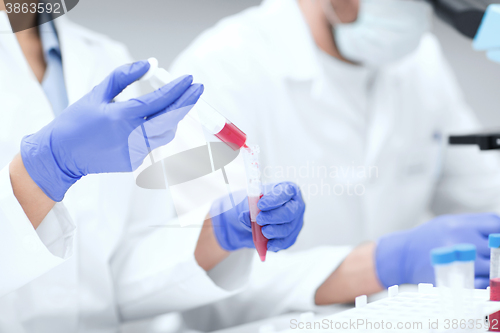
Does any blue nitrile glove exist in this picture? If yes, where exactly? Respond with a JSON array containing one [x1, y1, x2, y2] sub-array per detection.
[[21, 60, 203, 201], [211, 182, 305, 252], [472, 4, 500, 63], [375, 213, 500, 289]]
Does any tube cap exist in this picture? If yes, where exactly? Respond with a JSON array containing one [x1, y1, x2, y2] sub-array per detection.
[[139, 57, 159, 82], [489, 234, 500, 248], [454, 244, 476, 262], [431, 247, 456, 265]]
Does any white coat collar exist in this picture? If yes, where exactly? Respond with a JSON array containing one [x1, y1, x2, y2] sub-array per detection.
[[0, 10, 9, 32], [53, 16, 99, 104], [258, 0, 322, 81], [258, 0, 374, 98], [0, 11, 37, 79], [0, 11, 99, 106]]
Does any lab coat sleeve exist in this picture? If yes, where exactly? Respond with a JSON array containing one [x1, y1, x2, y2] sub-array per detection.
[[430, 44, 500, 215], [182, 246, 352, 332], [110, 185, 254, 322], [0, 165, 76, 298]]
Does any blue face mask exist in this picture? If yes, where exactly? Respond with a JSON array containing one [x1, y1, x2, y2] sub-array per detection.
[[323, 0, 432, 67]]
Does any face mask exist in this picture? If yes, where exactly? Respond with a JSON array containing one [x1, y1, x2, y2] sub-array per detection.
[[323, 0, 432, 67]]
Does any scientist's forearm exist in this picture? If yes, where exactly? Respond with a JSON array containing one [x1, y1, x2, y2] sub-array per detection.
[[195, 217, 230, 271], [315, 242, 383, 305], [10, 154, 55, 229]]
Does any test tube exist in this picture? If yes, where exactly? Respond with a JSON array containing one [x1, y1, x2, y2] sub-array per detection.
[[454, 244, 476, 289], [489, 234, 500, 331], [431, 246, 457, 288], [242, 145, 268, 262], [139, 58, 247, 150]]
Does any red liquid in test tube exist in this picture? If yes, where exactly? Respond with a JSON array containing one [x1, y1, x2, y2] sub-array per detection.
[[491, 278, 500, 331], [490, 235, 500, 332], [243, 145, 267, 262], [215, 122, 247, 151], [248, 194, 267, 262]]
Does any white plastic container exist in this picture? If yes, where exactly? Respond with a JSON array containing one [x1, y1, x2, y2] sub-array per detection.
[[431, 246, 457, 288], [454, 243, 476, 289]]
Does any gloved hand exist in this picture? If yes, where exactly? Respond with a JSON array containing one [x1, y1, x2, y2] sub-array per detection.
[[375, 213, 500, 289], [21, 60, 203, 202], [472, 4, 500, 63], [211, 182, 305, 252]]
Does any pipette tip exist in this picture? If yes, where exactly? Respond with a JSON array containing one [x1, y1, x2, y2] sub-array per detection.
[[259, 255, 266, 262]]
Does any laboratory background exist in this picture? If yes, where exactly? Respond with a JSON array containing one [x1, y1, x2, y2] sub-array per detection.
[[65, 1, 500, 332], [66, 0, 500, 127], [4, 0, 500, 332]]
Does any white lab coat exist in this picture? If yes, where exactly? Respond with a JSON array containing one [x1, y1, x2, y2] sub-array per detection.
[[169, 0, 500, 329], [0, 11, 345, 332], [171, 0, 500, 250]]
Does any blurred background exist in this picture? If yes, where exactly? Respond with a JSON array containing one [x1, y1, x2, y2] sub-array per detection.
[[67, 0, 500, 127], [64, 1, 500, 332]]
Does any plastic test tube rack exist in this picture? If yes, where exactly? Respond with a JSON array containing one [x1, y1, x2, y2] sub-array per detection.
[[279, 284, 500, 332]]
